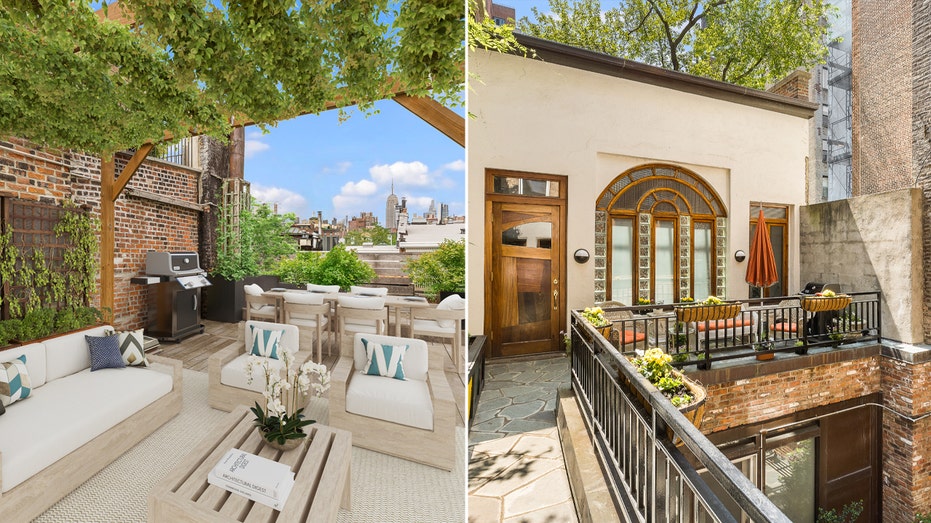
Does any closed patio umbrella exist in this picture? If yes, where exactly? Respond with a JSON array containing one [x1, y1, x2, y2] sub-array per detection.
[[745, 209, 779, 289]]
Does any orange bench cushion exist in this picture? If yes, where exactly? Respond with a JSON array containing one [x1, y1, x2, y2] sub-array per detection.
[[696, 318, 753, 332], [620, 330, 646, 343], [770, 321, 798, 333]]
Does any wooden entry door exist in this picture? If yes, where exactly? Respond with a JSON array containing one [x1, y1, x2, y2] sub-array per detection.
[[487, 202, 564, 358]]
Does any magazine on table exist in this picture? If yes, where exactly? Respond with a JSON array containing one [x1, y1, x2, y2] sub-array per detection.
[[211, 448, 295, 498], [207, 469, 295, 510]]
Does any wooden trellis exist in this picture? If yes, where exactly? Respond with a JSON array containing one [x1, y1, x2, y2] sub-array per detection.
[[219, 178, 251, 257]]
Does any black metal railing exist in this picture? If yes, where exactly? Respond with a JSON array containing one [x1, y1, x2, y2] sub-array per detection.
[[601, 292, 881, 369], [151, 137, 196, 167], [570, 313, 792, 522]]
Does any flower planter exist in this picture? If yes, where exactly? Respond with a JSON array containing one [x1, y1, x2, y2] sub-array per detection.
[[755, 351, 775, 361], [620, 363, 706, 434], [596, 322, 614, 340], [674, 303, 741, 323], [800, 294, 852, 312]]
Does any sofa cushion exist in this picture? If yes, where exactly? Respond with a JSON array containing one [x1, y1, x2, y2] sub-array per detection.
[[353, 334, 428, 382], [220, 353, 287, 393], [346, 373, 433, 430], [46, 326, 112, 381], [362, 338, 407, 380], [115, 329, 149, 367], [0, 343, 46, 388], [435, 294, 465, 328], [87, 334, 126, 371], [248, 325, 284, 360], [0, 365, 172, 493], [0, 355, 32, 407]]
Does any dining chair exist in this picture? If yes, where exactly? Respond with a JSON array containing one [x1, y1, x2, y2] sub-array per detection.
[[336, 295, 388, 357], [243, 283, 278, 322], [282, 291, 330, 362]]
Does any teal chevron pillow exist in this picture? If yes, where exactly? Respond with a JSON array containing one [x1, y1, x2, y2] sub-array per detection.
[[0, 355, 32, 407], [361, 338, 408, 380], [249, 325, 284, 359]]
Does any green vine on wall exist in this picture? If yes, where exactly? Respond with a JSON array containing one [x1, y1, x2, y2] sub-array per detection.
[[55, 201, 100, 310]]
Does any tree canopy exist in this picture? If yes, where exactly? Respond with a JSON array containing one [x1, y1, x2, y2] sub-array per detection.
[[0, 0, 463, 156], [518, 0, 833, 90]]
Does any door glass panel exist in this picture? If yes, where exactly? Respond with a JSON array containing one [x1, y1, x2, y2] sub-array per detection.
[[493, 176, 559, 197], [699, 455, 758, 523], [766, 438, 815, 522], [694, 222, 712, 300], [502, 222, 552, 248], [611, 218, 633, 305], [516, 258, 551, 324], [655, 220, 675, 304], [770, 225, 785, 296]]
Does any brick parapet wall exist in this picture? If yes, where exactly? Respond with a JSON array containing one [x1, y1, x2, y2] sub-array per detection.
[[767, 69, 811, 101], [880, 355, 931, 520], [700, 355, 881, 434], [0, 142, 201, 330]]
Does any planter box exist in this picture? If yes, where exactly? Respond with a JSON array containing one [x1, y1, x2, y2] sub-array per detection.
[[800, 295, 852, 312], [619, 363, 706, 434], [674, 303, 741, 323], [202, 275, 286, 323]]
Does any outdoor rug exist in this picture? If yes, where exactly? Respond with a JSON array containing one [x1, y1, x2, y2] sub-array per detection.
[[36, 369, 465, 523]]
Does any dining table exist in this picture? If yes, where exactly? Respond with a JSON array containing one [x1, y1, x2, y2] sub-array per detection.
[[262, 288, 434, 337]]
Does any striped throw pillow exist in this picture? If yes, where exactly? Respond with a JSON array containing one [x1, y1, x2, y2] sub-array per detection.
[[107, 328, 150, 367], [249, 325, 284, 359], [0, 355, 32, 407], [361, 338, 407, 380]]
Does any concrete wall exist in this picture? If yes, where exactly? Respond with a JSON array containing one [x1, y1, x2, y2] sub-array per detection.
[[799, 188, 923, 342], [468, 49, 811, 334]]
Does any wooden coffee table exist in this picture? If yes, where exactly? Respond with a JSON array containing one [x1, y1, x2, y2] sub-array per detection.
[[148, 405, 351, 522]]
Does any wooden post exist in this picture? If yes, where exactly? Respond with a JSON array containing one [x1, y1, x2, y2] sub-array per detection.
[[229, 127, 245, 179], [100, 157, 115, 319]]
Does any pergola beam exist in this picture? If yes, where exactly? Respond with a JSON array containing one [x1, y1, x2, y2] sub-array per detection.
[[393, 94, 465, 147]]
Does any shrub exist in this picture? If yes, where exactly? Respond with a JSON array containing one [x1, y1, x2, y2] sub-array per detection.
[[274, 244, 375, 291], [404, 239, 465, 299]]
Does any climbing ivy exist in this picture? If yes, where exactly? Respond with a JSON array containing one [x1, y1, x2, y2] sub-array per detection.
[[54, 201, 99, 310], [0, 1, 464, 156]]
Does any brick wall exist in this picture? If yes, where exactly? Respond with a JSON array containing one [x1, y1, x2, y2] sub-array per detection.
[[0, 140, 202, 330], [880, 355, 931, 521], [700, 355, 881, 434], [852, 0, 914, 195], [767, 69, 810, 101]]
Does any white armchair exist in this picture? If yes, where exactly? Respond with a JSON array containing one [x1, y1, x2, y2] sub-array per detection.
[[207, 321, 312, 412], [329, 333, 457, 470]]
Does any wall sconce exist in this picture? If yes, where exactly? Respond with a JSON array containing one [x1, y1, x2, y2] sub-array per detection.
[[573, 249, 591, 264], [734, 250, 747, 262]]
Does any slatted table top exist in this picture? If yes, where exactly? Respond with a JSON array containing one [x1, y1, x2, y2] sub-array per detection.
[[148, 405, 351, 523]]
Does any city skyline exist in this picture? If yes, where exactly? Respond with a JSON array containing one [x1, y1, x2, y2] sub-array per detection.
[[243, 99, 464, 226]]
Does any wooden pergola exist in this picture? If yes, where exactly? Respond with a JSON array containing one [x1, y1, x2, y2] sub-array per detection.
[[95, 4, 465, 316]]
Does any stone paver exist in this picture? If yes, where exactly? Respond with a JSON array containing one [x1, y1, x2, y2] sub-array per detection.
[[468, 355, 579, 523]]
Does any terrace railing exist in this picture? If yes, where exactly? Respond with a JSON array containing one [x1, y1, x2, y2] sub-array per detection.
[[570, 313, 792, 522], [600, 292, 881, 369], [149, 136, 198, 168]]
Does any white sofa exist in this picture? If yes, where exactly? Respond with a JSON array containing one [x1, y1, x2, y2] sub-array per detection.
[[0, 325, 182, 521]]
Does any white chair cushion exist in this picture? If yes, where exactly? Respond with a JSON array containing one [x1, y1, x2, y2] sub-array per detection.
[[243, 283, 264, 296], [307, 283, 340, 293], [220, 353, 286, 393], [345, 373, 433, 430], [244, 321, 299, 355], [0, 366, 172, 493], [45, 325, 112, 381], [337, 295, 385, 309], [289, 316, 328, 329], [0, 343, 47, 388], [412, 318, 455, 336], [353, 333, 428, 382], [436, 294, 465, 328], [350, 286, 388, 297], [283, 292, 324, 305], [249, 303, 277, 314]]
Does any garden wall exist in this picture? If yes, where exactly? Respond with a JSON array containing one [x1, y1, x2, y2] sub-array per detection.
[[798, 188, 923, 343], [0, 138, 202, 329]]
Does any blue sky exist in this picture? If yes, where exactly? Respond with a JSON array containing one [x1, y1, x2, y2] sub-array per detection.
[[243, 100, 464, 225]]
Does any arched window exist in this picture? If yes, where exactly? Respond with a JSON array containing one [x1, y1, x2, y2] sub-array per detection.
[[595, 164, 727, 304]]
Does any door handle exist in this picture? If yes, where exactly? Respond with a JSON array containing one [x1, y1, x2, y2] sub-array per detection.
[[193, 293, 198, 311], [553, 289, 558, 310]]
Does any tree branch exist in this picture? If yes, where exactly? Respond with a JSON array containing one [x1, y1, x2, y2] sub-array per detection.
[[729, 55, 765, 84], [626, 4, 655, 37], [645, 0, 679, 70]]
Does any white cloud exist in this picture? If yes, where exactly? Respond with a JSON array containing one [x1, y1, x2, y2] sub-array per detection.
[[442, 159, 465, 171], [369, 161, 430, 186], [339, 179, 378, 196], [244, 139, 270, 159], [246, 129, 266, 140], [250, 184, 308, 217], [322, 161, 352, 174]]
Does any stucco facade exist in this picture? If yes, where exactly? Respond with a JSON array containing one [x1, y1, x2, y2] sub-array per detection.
[[468, 41, 816, 335]]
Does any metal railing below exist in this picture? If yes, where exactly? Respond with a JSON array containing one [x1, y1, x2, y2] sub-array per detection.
[[570, 312, 792, 522], [600, 292, 881, 369]]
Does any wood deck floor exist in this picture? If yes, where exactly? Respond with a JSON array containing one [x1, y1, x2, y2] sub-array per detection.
[[149, 319, 466, 423]]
